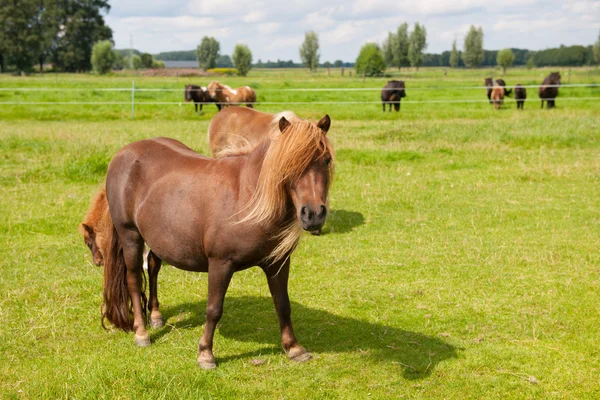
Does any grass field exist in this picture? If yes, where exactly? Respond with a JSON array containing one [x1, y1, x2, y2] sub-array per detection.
[[1, 67, 599, 399]]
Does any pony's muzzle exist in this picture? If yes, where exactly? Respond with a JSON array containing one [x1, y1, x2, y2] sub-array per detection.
[[300, 205, 327, 231]]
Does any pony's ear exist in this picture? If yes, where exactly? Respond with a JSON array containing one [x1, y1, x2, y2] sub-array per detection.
[[317, 115, 331, 134], [79, 223, 93, 235], [279, 116, 291, 132]]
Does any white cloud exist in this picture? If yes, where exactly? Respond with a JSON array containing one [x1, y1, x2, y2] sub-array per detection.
[[258, 23, 283, 35]]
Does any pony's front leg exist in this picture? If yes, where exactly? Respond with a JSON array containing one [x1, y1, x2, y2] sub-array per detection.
[[197, 260, 234, 369], [147, 251, 164, 328], [264, 259, 311, 363]]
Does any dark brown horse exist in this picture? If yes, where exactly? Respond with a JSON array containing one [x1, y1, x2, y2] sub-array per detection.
[[485, 78, 512, 103], [185, 84, 219, 113], [539, 72, 561, 109], [514, 84, 527, 110], [381, 80, 406, 111], [207, 106, 298, 156], [207, 81, 256, 108], [102, 115, 334, 369]]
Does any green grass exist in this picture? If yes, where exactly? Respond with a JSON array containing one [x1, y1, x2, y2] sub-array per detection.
[[1, 67, 599, 399]]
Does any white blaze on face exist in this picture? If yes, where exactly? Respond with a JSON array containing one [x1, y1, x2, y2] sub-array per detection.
[[201, 86, 207, 91]]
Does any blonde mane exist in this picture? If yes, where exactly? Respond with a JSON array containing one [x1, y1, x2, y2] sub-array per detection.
[[240, 119, 334, 264]]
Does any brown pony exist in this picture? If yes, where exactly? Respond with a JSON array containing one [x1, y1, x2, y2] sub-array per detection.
[[79, 188, 110, 266], [207, 106, 298, 156], [185, 84, 220, 113], [207, 81, 256, 108], [490, 81, 504, 110], [102, 115, 334, 369], [514, 84, 527, 110], [539, 72, 561, 109]]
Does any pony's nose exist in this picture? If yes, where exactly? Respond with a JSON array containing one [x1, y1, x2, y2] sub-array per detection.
[[300, 204, 327, 230]]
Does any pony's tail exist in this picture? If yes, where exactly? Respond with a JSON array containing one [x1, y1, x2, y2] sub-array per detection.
[[101, 225, 147, 331]]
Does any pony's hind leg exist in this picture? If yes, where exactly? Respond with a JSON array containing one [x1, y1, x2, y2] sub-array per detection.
[[197, 259, 234, 369], [264, 259, 311, 363], [147, 251, 164, 328], [120, 231, 150, 346]]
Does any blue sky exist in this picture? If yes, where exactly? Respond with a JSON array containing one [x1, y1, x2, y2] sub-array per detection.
[[106, 0, 600, 61]]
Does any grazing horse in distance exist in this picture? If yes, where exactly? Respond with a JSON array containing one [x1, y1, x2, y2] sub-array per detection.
[[514, 84, 527, 110], [207, 106, 298, 156], [490, 81, 504, 110], [381, 80, 406, 111], [185, 84, 219, 113], [539, 72, 561, 109], [485, 78, 512, 103], [101, 115, 334, 369], [207, 81, 256, 109]]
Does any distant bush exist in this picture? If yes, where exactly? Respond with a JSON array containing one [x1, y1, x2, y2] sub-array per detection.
[[131, 55, 142, 70], [91, 40, 115, 75], [140, 53, 153, 69], [207, 67, 238, 76], [355, 43, 385, 77], [151, 60, 165, 69]]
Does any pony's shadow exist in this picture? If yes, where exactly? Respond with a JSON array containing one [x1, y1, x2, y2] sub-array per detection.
[[320, 209, 365, 235], [152, 296, 457, 379]]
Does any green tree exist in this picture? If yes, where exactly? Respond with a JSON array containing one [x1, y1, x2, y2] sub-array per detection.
[[52, 0, 112, 71], [299, 31, 319, 72], [355, 43, 385, 77], [333, 60, 343, 68], [91, 40, 115, 74], [382, 32, 396, 68], [196, 36, 220, 70], [217, 54, 233, 68], [394, 23, 410, 69], [526, 56, 535, 69], [496, 48, 515, 74], [232, 44, 253, 76], [151, 59, 165, 69], [112, 51, 125, 70], [140, 53, 153, 68], [462, 25, 484, 68], [449, 40, 459, 68], [131, 54, 142, 70], [0, 0, 38, 72], [408, 23, 427, 70], [593, 30, 600, 64]]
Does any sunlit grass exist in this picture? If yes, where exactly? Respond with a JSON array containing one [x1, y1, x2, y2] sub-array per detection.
[[0, 67, 599, 399]]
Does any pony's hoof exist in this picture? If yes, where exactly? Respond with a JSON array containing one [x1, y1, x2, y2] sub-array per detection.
[[287, 346, 312, 363], [134, 334, 151, 347], [150, 317, 164, 329], [198, 354, 216, 370]]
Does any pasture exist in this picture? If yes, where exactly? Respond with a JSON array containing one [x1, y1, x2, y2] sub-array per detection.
[[1, 67, 599, 399]]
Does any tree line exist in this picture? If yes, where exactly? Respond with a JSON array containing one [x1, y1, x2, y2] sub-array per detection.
[[0, 0, 112, 73]]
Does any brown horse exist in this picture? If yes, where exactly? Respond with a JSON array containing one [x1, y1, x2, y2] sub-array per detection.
[[539, 72, 561, 109], [514, 84, 527, 110], [185, 84, 220, 113], [207, 106, 298, 156], [381, 80, 406, 112], [490, 81, 504, 110], [102, 115, 334, 369], [79, 188, 110, 266], [207, 81, 256, 108], [485, 78, 511, 103]]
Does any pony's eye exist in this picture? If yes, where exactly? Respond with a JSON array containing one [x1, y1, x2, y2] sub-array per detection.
[[324, 157, 331, 166]]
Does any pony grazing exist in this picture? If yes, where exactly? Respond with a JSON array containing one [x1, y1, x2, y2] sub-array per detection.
[[539, 72, 561, 109], [102, 115, 334, 369], [207, 81, 256, 109], [485, 78, 511, 103], [381, 80, 406, 111], [207, 106, 298, 156], [514, 84, 527, 110], [184, 84, 219, 113], [79, 189, 110, 266], [490, 81, 504, 110]]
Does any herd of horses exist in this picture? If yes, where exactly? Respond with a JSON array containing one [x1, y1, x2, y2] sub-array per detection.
[[80, 106, 332, 369], [380, 72, 562, 112], [79, 70, 563, 369], [184, 81, 256, 112]]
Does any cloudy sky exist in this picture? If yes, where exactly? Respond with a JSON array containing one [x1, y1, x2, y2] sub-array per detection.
[[106, 0, 600, 62]]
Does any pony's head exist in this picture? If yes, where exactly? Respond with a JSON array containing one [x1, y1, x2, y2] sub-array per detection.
[[79, 223, 103, 266], [550, 72, 561, 85], [241, 115, 334, 262], [79, 189, 110, 266], [207, 81, 221, 99], [184, 85, 193, 102]]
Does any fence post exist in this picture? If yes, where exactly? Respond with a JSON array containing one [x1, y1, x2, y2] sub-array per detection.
[[131, 80, 135, 120]]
